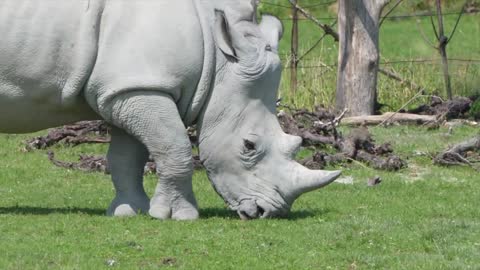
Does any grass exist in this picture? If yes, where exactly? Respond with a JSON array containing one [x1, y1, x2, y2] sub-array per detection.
[[1, 2, 480, 269], [1, 124, 479, 269]]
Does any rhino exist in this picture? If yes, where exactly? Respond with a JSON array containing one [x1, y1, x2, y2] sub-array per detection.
[[0, 0, 340, 220]]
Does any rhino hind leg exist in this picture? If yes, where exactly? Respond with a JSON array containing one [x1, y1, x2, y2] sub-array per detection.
[[103, 92, 199, 220], [107, 126, 150, 217]]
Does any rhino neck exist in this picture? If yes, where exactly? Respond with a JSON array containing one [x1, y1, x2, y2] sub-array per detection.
[[184, 0, 257, 126], [195, 55, 241, 158], [180, 0, 217, 126]]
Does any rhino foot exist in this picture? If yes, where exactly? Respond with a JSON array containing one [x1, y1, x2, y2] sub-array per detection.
[[107, 195, 150, 217], [172, 207, 199, 220], [149, 193, 199, 220]]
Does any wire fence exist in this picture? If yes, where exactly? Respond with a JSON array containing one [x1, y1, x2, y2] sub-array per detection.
[[282, 58, 480, 69], [268, 0, 480, 97], [278, 10, 480, 21]]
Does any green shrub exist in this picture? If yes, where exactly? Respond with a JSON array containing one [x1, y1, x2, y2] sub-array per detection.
[[469, 98, 480, 119]]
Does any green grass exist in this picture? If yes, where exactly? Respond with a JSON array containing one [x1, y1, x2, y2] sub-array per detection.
[[1, 3, 480, 268], [1, 125, 479, 269]]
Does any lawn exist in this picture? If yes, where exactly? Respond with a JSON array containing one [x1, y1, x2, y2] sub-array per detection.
[[1, 124, 479, 269], [1, 2, 480, 269]]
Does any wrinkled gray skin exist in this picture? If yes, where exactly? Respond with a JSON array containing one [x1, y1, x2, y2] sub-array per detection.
[[0, 0, 340, 220]]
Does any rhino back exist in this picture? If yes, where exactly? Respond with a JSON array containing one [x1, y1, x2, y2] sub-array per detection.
[[0, 0, 105, 133], [84, 1, 205, 124]]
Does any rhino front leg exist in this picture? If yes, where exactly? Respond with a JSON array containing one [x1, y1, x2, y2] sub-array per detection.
[[104, 91, 198, 220], [107, 126, 150, 216]]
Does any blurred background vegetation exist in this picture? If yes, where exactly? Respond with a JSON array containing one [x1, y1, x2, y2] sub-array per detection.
[[255, 0, 480, 110]]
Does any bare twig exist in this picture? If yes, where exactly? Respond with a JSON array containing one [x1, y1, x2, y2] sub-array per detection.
[[430, 14, 440, 41], [379, 0, 405, 27], [377, 88, 427, 126], [297, 20, 338, 62], [313, 108, 348, 130], [378, 67, 424, 91], [448, 1, 468, 42], [416, 19, 437, 49], [287, 0, 339, 41]]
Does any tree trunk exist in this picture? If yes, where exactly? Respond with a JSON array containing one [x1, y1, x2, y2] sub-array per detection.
[[335, 0, 390, 116]]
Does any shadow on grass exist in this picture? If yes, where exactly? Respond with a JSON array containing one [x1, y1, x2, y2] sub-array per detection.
[[200, 207, 328, 220], [0, 206, 105, 216], [1, 206, 332, 220]]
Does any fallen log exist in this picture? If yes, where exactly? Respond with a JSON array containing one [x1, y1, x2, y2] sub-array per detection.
[[342, 112, 438, 126]]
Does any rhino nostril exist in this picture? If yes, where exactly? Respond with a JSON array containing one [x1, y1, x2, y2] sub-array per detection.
[[257, 205, 265, 217]]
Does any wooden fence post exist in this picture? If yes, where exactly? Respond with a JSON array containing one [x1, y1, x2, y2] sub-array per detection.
[[335, 0, 390, 116], [290, 0, 299, 94], [435, 0, 453, 100]]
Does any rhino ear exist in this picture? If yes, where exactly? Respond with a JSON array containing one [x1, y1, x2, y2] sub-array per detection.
[[259, 15, 283, 52], [214, 10, 238, 60]]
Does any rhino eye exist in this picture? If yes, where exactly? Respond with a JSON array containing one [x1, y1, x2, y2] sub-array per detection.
[[243, 139, 256, 152]]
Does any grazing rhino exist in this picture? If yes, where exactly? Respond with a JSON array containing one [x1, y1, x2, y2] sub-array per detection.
[[0, 0, 340, 220]]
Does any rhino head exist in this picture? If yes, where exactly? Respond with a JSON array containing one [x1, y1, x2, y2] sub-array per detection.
[[197, 9, 341, 219]]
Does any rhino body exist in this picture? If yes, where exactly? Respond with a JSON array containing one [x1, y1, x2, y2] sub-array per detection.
[[0, 0, 206, 131], [0, 0, 340, 220]]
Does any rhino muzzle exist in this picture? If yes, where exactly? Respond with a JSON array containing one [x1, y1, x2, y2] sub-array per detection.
[[217, 162, 342, 220], [237, 199, 266, 220]]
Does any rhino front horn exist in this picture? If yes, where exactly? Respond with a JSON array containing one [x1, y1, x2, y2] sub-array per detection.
[[288, 162, 341, 200]]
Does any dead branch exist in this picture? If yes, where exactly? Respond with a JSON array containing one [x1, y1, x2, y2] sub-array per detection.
[[299, 127, 407, 171], [313, 108, 348, 131], [287, 0, 339, 41], [278, 108, 406, 171], [377, 88, 427, 126], [47, 151, 204, 174], [27, 120, 203, 174], [434, 136, 480, 168], [379, 0, 405, 27], [25, 121, 110, 151], [378, 68, 423, 91], [416, 18, 438, 49], [48, 151, 108, 173]]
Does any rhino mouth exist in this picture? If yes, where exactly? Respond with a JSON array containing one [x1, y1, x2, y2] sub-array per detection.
[[235, 198, 290, 220], [237, 201, 266, 220], [203, 168, 292, 219]]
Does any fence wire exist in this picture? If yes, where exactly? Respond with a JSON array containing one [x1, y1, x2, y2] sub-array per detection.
[[282, 59, 480, 70]]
